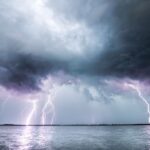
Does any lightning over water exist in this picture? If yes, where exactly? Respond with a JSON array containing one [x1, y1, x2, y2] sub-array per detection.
[[25, 100, 38, 126], [40, 77, 56, 125], [41, 89, 56, 125], [1, 0, 150, 149], [41, 98, 52, 125], [125, 82, 150, 123]]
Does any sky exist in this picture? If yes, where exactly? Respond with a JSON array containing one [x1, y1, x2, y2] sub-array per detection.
[[0, 0, 150, 124]]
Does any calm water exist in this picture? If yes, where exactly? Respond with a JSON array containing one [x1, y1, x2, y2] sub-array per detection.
[[0, 126, 150, 150]]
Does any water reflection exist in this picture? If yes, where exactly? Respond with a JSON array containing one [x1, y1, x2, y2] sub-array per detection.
[[19, 126, 34, 150], [18, 126, 54, 150], [1, 126, 150, 150]]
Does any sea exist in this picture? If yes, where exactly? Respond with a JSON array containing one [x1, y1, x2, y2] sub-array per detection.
[[0, 125, 150, 150]]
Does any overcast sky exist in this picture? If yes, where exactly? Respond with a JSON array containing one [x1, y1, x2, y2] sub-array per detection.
[[0, 0, 150, 124]]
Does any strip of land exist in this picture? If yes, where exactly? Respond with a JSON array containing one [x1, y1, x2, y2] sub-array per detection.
[[0, 124, 149, 126]]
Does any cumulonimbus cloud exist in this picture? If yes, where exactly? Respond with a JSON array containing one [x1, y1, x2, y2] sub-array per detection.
[[0, 0, 150, 91]]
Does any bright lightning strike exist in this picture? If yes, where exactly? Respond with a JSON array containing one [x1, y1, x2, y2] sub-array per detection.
[[42, 99, 49, 125], [25, 100, 37, 126], [125, 82, 150, 123], [40, 77, 57, 125], [24, 76, 56, 126], [41, 89, 55, 125]]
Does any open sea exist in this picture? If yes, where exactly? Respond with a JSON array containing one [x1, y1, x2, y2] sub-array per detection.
[[0, 125, 150, 150]]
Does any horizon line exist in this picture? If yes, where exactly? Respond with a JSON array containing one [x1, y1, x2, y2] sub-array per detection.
[[0, 123, 150, 126]]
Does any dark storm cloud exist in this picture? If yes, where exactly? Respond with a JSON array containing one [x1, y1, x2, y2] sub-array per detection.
[[0, 52, 70, 90], [89, 0, 150, 79], [0, 0, 150, 90]]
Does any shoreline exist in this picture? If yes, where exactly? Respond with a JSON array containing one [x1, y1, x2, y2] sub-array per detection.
[[0, 124, 150, 126]]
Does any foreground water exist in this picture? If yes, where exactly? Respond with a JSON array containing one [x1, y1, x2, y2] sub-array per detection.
[[0, 126, 150, 150]]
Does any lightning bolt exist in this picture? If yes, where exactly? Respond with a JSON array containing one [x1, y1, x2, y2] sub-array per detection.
[[125, 82, 150, 123], [24, 76, 56, 126], [41, 89, 55, 125], [25, 100, 38, 126]]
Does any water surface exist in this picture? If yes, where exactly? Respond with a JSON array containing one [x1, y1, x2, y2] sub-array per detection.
[[0, 125, 150, 150]]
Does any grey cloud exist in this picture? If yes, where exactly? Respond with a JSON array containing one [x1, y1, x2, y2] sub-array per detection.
[[0, 0, 150, 90]]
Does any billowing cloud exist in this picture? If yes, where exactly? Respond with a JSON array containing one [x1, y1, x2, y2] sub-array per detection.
[[0, 0, 150, 91]]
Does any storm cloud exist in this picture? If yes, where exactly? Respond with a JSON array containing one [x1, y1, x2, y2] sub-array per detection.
[[0, 0, 150, 90]]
